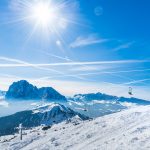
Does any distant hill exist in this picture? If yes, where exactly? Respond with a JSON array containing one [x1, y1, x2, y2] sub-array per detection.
[[5, 80, 66, 101], [72, 92, 150, 105], [0, 103, 89, 136]]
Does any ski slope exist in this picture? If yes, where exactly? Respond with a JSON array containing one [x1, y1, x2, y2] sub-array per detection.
[[1, 105, 150, 150]]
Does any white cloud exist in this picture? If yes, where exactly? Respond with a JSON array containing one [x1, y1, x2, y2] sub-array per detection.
[[113, 42, 134, 52], [0, 101, 9, 107], [70, 34, 108, 48]]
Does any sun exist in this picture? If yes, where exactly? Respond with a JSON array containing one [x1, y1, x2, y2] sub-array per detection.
[[8, 0, 80, 43], [30, 1, 55, 28]]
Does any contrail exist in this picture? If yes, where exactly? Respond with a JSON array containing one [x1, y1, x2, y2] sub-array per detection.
[[0, 56, 64, 74], [36, 68, 150, 87], [1, 56, 150, 84], [123, 78, 150, 85], [38, 51, 148, 84], [0, 56, 89, 81], [60, 68, 150, 76], [40, 51, 72, 62], [0, 60, 149, 67], [40, 50, 93, 73], [36, 50, 150, 84]]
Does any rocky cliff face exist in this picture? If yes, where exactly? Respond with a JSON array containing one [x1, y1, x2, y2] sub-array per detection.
[[38, 87, 66, 101], [5, 80, 66, 101]]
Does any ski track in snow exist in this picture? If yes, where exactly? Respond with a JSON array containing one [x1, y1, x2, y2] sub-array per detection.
[[1, 106, 150, 150]]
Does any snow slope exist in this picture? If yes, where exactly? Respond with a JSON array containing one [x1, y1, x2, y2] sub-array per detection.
[[1, 105, 150, 150], [0, 103, 89, 136]]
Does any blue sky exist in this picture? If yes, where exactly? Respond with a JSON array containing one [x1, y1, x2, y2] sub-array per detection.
[[0, 0, 150, 99]]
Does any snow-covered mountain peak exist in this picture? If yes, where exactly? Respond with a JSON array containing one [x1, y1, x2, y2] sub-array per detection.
[[33, 103, 71, 114], [32, 103, 89, 126]]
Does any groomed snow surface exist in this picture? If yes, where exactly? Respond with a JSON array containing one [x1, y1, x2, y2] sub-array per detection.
[[1, 106, 150, 150]]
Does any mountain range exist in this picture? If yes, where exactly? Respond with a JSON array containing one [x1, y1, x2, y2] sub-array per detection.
[[72, 92, 150, 105], [4, 80, 150, 105]]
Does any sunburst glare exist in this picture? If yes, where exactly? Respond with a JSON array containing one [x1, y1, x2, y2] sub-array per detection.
[[8, 0, 80, 43]]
